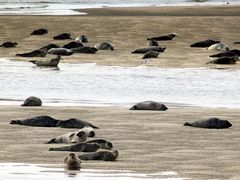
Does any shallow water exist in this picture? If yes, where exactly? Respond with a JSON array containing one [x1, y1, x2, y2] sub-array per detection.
[[1, 58, 240, 108], [0, 163, 187, 180]]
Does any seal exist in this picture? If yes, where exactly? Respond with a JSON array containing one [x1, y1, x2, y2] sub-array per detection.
[[46, 130, 87, 144], [142, 51, 159, 59], [56, 118, 99, 129], [95, 42, 114, 51], [233, 41, 240, 44], [132, 47, 166, 54], [16, 48, 48, 57], [148, 39, 159, 46], [0, 42, 17, 48], [80, 127, 95, 137], [49, 142, 100, 152], [53, 33, 72, 40], [85, 139, 113, 149], [78, 150, 119, 161], [29, 55, 61, 67], [40, 44, 60, 50], [129, 101, 168, 111], [64, 153, 81, 170], [190, 39, 220, 48], [184, 117, 232, 129], [210, 51, 237, 58], [207, 56, 238, 64], [71, 46, 98, 54], [48, 48, 73, 56], [31, 28, 48, 35], [62, 41, 83, 49], [21, 96, 42, 106], [76, 35, 88, 43], [208, 42, 229, 52], [147, 33, 178, 41]]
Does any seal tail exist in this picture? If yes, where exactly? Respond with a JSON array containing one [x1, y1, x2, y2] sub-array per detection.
[[44, 138, 56, 144], [90, 125, 99, 129], [183, 122, 192, 127], [147, 38, 151, 41], [10, 120, 22, 125]]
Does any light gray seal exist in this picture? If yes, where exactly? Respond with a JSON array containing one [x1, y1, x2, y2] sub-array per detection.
[[184, 118, 232, 129], [95, 42, 114, 51], [130, 101, 168, 111], [21, 96, 42, 106], [142, 51, 159, 59], [78, 150, 119, 161], [132, 47, 166, 54], [48, 48, 73, 56], [49, 142, 100, 152], [64, 153, 81, 170], [29, 55, 61, 67]]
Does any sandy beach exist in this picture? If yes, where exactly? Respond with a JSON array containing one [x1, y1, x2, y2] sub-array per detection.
[[0, 5, 240, 180]]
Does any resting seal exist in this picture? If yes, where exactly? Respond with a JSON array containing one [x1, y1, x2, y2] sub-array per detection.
[[207, 56, 238, 64], [130, 101, 168, 111], [76, 35, 88, 43], [64, 153, 81, 170], [56, 118, 99, 129], [147, 33, 178, 41], [142, 51, 159, 59], [132, 47, 166, 54], [71, 46, 98, 54], [79, 150, 119, 161], [62, 41, 83, 49], [0, 42, 17, 48], [95, 42, 114, 51], [184, 118, 232, 129], [208, 43, 229, 52], [49, 142, 100, 152], [16, 48, 48, 57], [53, 33, 72, 40], [29, 55, 61, 67], [31, 28, 48, 35], [86, 139, 113, 149], [40, 44, 60, 50], [233, 41, 240, 44], [148, 39, 159, 46], [21, 96, 42, 106], [190, 39, 220, 48], [48, 48, 73, 56]]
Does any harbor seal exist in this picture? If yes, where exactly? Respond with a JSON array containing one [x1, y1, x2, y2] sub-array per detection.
[[49, 142, 100, 152], [56, 118, 99, 129], [210, 51, 237, 58], [46, 130, 87, 144], [62, 41, 83, 49], [233, 41, 240, 44], [76, 35, 88, 43], [190, 39, 220, 48], [130, 101, 168, 111], [141, 51, 159, 59], [0, 42, 17, 48], [53, 33, 72, 40], [184, 118, 232, 129], [48, 48, 73, 56], [148, 39, 159, 46], [147, 33, 178, 41], [208, 42, 229, 52], [80, 127, 95, 137], [21, 96, 42, 106], [64, 153, 81, 170], [29, 55, 61, 67], [78, 150, 119, 161], [132, 47, 166, 54], [16, 48, 48, 57], [95, 42, 114, 51], [207, 56, 238, 64], [31, 28, 48, 35], [71, 46, 98, 54], [86, 139, 113, 149], [40, 44, 60, 50]]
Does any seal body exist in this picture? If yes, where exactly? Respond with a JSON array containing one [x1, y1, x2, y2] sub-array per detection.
[[142, 51, 159, 59], [64, 153, 81, 170], [208, 43, 229, 52], [49, 142, 100, 152], [234, 41, 240, 44], [95, 42, 114, 51], [210, 51, 237, 58], [184, 118, 232, 129], [29, 55, 61, 67], [16, 49, 47, 57], [56, 118, 99, 129], [62, 41, 83, 49], [0, 42, 17, 48], [132, 47, 166, 54], [48, 48, 73, 56], [147, 33, 178, 41], [40, 44, 60, 50], [207, 56, 238, 64], [148, 39, 159, 46], [76, 35, 88, 43], [79, 150, 119, 161], [53, 33, 72, 40], [31, 28, 48, 35], [130, 101, 168, 111], [190, 39, 220, 48], [86, 139, 113, 149], [21, 96, 42, 106], [71, 46, 98, 54]]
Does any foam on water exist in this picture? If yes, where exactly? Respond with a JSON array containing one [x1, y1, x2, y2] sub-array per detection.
[[0, 58, 240, 108]]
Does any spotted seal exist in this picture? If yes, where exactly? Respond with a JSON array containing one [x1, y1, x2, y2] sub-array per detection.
[[21, 96, 42, 106], [78, 150, 119, 161], [184, 117, 232, 129], [142, 51, 159, 59], [31, 28, 48, 35], [29, 55, 61, 67], [190, 39, 220, 48], [64, 153, 81, 170], [95, 42, 114, 51], [147, 33, 178, 41], [49, 142, 100, 152], [130, 101, 168, 111], [132, 47, 166, 54], [0, 42, 18, 48]]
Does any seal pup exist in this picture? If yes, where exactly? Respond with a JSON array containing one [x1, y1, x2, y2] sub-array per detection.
[[208, 42, 229, 52], [21, 96, 42, 106], [147, 33, 178, 41], [0, 42, 17, 48], [207, 56, 238, 64], [16, 48, 48, 57], [48, 48, 73, 56], [141, 51, 159, 59], [71, 46, 98, 54], [53, 33, 72, 40], [130, 101, 168, 111], [46, 130, 87, 144], [62, 41, 83, 49], [132, 47, 166, 54], [85, 139, 113, 149], [64, 153, 81, 170], [79, 150, 119, 161], [148, 39, 159, 46], [76, 35, 88, 43], [190, 39, 220, 48], [49, 142, 100, 152], [95, 42, 114, 51], [56, 118, 99, 129], [184, 117, 232, 129], [29, 55, 61, 67], [31, 28, 48, 35]]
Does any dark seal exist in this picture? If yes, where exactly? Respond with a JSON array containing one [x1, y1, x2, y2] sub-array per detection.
[[53, 33, 72, 40], [190, 39, 220, 48], [95, 42, 114, 51], [207, 56, 238, 65], [78, 150, 119, 161], [49, 142, 100, 152], [16, 48, 48, 57], [132, 47, 166, 54], [142, 51, 159, 59], [85, 139, 113, 149], [21, 96, 42, 106], [48, 48, 73, 56], [62, 41, 83, 49], [147, 33, 178, 41], [148, 39, 159, 46], [0, 42, 18, 48], [71, 46, 98, 54], [130, 101, 168, 111], [31, 28, 48, 35]]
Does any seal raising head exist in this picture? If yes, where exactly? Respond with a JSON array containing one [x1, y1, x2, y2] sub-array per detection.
[[64, 153, 81, 170]]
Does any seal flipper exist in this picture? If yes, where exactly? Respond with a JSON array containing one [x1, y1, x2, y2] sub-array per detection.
[[45, 138, 57, 144], [183, 122, 192, 126], [10, 120, 22, 125]]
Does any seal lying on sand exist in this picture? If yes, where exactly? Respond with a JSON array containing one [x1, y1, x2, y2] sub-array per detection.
[[79, 150, 119, 161], [71, 46, 98, 54], [53, 33, 72, 40], [142, 51, 159, 59], [16, 48, 48, 57], [31, 28, 48, 35], [29, 55, 61, 67], [64, 153, 81, 170], [207, 56, 238, 64], [147, 33, 178, 41], [210, 51, 237, 58], [40, 44, 60, 50], [46, 130, 87, 144], [190, 39, 220, 48], [148, 39, 159, 46], [49, 142, 100, 152], [62, 41, 83, 49], [132, 47, 166, 54], [48, 48, 73, 56], [130, 101, 168, 111], [208, 42, 229, 52], [233, 41, 240, 44], [21, 96, 42, 106], [86, 139, 113, 149], [95, 42, 114, 51], [0, 42, 18, 48], [76, 35, 88, 43], [10, 115, 99, 129], [184, 118, 232, 129]]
